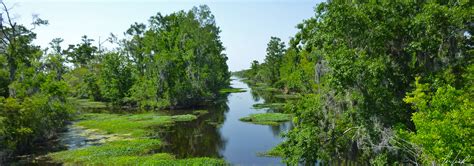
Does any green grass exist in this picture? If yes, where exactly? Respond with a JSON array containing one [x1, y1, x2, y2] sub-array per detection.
[[252, 83, 279, 92], [49, 139, 226, 165], [48, 112, 225, 165], [239, 113, 292, 126], [274, 94, 301, 100], [49, 139, 163, 163], [76, 113, 197, 137], [257, 144, 284, 157], [193, 110, 209, 116], [252, 103, 286, 109], [219, 88, 247, 94]]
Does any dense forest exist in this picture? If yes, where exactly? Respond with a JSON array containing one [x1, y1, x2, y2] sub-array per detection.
[[0, 4, 229, 162], [238, 1, 473, 165]]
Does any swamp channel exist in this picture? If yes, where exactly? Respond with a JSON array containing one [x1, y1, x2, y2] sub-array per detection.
[[15, 77, 294, 165]]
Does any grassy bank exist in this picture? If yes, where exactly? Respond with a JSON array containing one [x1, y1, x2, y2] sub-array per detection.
[[239, 113, 292, 126]]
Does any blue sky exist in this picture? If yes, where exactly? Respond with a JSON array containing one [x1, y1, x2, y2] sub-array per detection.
[[9, 0, 322, 71]]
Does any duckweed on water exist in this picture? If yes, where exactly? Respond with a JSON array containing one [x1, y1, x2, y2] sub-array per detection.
[[49, 139, 226, 165], [49, 112, 226, 165], [239, 113, 292, 126], [76, 113, 197, 137]]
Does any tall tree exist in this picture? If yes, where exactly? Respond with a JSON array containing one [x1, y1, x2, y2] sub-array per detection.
[[65, 35, 97, 68], [262, 37, 286, 86]]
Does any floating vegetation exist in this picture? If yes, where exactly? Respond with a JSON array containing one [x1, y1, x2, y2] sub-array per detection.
[[68, 98, 108, 110], [193, 110, 209, 116], [252, 103, 286, 109], [48, 112, 224, 165], [239, 113, 292, 126], [76, 113, 197, 137], [219, 88, 247, 94], [274, 94, 301, 100], [257, 144, 284, 158], [49, 139, 227, 165]]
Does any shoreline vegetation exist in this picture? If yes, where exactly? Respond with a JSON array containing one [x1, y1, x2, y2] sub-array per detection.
[[235, 1, 473, 165], [48, 112, 226, 165], [239, 113, 292, 126], [0, 4, 233, 165]]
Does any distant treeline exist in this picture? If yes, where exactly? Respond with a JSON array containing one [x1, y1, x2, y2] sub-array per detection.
[[238, 1, 472, 164]]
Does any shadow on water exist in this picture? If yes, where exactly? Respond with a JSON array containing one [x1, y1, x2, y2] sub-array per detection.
[[153, 77, 293, 165], [152, 98, 230, 159], [8, 77, 293, 165]]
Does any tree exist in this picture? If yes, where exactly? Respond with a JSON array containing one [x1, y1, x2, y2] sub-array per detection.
[[241, 1, 474, 164], [126, 5, 229, 109], [0, 4, 72, 155], [0, 2, 48, 96], [261, 37, 286, 86], [404, 76, 473, 164], [99, 52, 133, 104], [65, 35, 97, 68]]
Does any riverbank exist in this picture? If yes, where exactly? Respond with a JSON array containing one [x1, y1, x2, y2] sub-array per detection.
[[9, 78, 293, 165]]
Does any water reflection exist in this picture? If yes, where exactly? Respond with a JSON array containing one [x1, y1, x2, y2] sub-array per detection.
[[157, 78, 292, 165], [156, 98, 229, 158]]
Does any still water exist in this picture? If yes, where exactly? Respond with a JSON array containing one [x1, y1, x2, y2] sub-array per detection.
[[158, 78, 291, 165], [12, 78, 291, 165]]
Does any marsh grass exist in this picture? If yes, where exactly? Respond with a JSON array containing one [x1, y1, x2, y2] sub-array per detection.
[[49, 139, 226, 165], [257, 144, 284, 158], [193, 110, 209, 116], [274, 94, 301, 100], [76, 113, 197, 137], [239, 113, 292, 126], [68, 98, 107, 110], [219, 88, 247, 94], [252, 103, 286, 109], [49, 112, 225, 165]]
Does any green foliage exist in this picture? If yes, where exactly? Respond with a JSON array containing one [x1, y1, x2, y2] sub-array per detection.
[[98, 52, 134, 104], [0, 13, 73, 155], [0, 55, 9, 97], [404, 78, 473, 163], [124, 5, 230, 109], [230, 1, 474, 164], [261, 37, 286, 86], [0, 94, 73, 152], [258, 144, 284, 157], [64, 35, 98, 68], [241, 37, 286, 87]]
